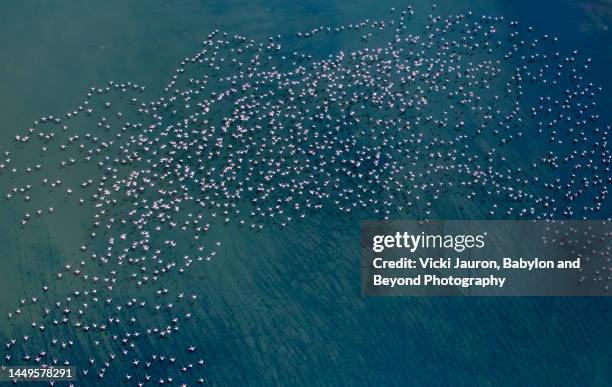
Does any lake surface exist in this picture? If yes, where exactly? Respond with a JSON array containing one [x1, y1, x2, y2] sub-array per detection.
[[0, 1, 610, 385]]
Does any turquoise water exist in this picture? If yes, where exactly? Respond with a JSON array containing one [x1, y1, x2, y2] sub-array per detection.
[[0, 1, 611, 385]]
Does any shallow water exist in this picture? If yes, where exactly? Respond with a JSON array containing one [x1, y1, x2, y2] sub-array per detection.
[[0, 1, 611, 386]]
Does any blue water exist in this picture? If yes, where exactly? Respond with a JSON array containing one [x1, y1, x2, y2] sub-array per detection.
[[0, 1, 610, 386]]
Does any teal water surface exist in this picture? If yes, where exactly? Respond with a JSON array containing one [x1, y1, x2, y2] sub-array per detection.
[[0, 1, 611, 386]]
